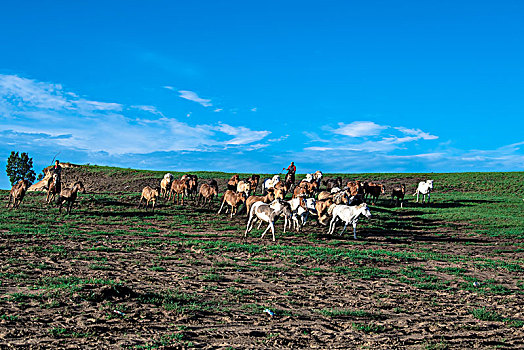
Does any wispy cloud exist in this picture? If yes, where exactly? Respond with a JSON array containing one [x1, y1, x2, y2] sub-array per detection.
[[332, 121, 388, 137], [395, 126, 438, 140], [0, 74, 72, 110], [268, 134, 289, 143], [0, 74, 271, 156], [308, 120, 439, 153], [214, 123, 271, 145], [130, 105, 164, 116], [178, 90, 212, 107], [0, 74, 123, 113], [300, 119, 524, 172]]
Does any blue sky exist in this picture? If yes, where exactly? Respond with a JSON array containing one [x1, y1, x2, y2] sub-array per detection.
[[1, 1, 523, 188]]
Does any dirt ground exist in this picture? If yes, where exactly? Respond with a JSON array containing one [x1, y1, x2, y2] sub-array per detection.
[[1, 169, 523, 349]]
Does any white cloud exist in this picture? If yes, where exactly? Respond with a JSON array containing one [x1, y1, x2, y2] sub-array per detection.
[[214, 108, 223, 112], [75, 100, 122, 112], [303, 131, 331, 143], [251, 107, 257, 112], [333, 121, 388, 137], [395, 126, 438, 140], [0, 74, 272, 156], [310, 120, 440, 153], [130, 105, 164, 116], [385, 153, 445, 160], [214, 123, 271, 145], [0, 74, 72, 110], [268, 134, 289, 143], [0, 74, 123, 114], [304, 146, 334, 151], [178, 90, 212, 107], [245, 143, 269, 151], [163, 85, 175, 91]]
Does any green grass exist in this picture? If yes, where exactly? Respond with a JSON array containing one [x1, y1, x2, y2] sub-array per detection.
[[469, 307, 503, 322], [318, 308, 381, 318], [48, 327, 93, 338], [0, 314, 19, 321], [352, 322, 386, 333]]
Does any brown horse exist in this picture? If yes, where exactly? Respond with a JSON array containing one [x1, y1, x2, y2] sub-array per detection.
[[6, 179, 30, 209], [46, 174, 61, 203], [57, 181, 85, 214]]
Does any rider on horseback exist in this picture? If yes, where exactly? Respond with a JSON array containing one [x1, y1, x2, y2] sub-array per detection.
[[47, 160, 62, 192], [283, 162, 296, 185]]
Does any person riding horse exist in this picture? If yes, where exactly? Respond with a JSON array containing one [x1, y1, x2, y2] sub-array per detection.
[[47, 160, 63, 193], [283, 162, 296, 186]]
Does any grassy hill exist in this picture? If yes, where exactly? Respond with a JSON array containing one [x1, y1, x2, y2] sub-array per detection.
[[1, 165, 523, 348]]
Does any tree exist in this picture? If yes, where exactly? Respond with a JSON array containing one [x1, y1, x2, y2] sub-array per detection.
[[6, 151, 36, 186]]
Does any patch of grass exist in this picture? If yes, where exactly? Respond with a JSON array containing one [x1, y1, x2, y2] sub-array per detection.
[[240, 303, 265, 315], [89, 264, 112, 270], [87, 246, 121, 253], [9, 292, 45, 302], [226, 287, 254, 296], [136, 289, 199, 314], [200, 273, 223, 282], [352, 322, 386, 333], [333, 266, 394, 280], [435, 266, 467, 276], [0, 314, 19, 321], [506, 319, 524, 328], [318, 308, 381, 318], [48, 327, 92, 338], [149, 266, 166, 272], [35, 276, 120, 291], [470, 307, 503, 322]]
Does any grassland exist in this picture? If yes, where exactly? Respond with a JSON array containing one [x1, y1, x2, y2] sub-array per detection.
[[0, 167, 523, 349]]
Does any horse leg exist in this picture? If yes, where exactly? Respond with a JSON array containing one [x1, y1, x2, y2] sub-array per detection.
[[261, 221, 272, 240], [340, 222, 348, 236], [245, 216, 254, 237], [328, 216, 337, 235], [353, 222, 358, 239], [218, 199, 225, 214]]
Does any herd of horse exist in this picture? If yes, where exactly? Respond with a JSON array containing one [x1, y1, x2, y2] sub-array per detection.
[[134, 172, 435, 241], [5, 170, 434, 241]]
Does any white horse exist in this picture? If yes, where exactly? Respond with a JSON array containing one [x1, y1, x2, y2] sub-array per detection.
[[327, 203, 372, 239], [304, 173, 313, 183], [245, 199, 291, 241], [413, 180, 434, 203], [261, 175, 281, 194]]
